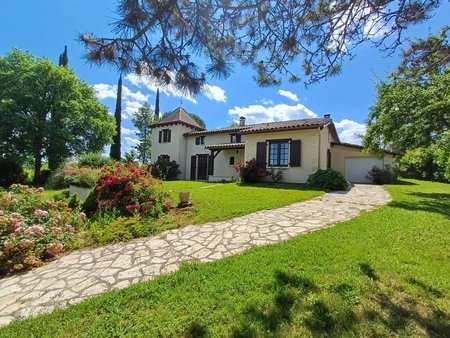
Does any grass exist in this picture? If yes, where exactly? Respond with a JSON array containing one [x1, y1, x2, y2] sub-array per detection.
[[157, 181, 324, 229], [2, 179, 449, 337]]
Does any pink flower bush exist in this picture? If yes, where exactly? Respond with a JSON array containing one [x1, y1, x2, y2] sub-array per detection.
[[95, 164, 170, 217], [0, 184, 86, 274]]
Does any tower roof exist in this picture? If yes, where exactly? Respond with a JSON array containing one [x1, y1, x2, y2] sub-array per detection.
[[150, 107, 204, 130]]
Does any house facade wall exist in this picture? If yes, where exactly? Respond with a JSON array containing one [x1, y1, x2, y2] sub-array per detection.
[[244, 128, 321, 183], [151, 124, 194, 179], [330, 144, 395, 175], [185, 133, 245, 181]]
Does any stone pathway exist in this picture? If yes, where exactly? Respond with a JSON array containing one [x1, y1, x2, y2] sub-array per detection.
[[0, 184, 391, 327]]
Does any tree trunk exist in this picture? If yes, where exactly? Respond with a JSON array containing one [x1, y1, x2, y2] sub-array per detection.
[[33, 149, 42, 185]]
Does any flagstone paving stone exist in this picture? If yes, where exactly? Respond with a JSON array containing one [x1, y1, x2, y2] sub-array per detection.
[[0, 184, 391, 327]]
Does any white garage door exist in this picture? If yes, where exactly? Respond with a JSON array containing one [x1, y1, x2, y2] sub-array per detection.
[[345, 157, 384, 183]]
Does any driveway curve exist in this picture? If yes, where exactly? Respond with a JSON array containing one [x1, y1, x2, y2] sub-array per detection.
[[0, 184, 391, 327]]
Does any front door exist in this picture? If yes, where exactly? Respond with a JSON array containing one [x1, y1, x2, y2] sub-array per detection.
[[197, 154, 208, 180], [190, 156, 196, 180]]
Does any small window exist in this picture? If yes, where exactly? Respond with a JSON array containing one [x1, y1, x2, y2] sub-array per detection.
[[230, 134, 241, 143], [229, 156, 235, 165], [195, 136, 205, 145], [158, 155, 170, 162], [159, 129, 171, 143]]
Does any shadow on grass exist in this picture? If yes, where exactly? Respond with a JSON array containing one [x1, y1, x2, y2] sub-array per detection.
[[389, 191, 450, 218], [359, 263, 450, 336]]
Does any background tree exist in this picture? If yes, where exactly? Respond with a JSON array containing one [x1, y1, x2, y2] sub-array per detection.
[[154, 88, 160, 119], [132, 103, 153, 164], [364, 29, 450, 181], [0, 49, 115, 182], [80, 0, 440, 94], [58, 45, 68, 67], [110, 74, 122, 161]]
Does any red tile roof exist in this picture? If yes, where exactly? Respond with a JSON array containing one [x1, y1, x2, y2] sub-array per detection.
[[205, 143, 245, 150], [150, 107, 205, 130], [185, 118, 331, 136]]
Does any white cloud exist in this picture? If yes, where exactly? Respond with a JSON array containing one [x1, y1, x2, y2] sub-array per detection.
[[93, 83, 149, 103], [334, 119, 366, 145], [228, 102, 317, 124], [278, 90, 299, 102], [125, 73, 198, 104], [93, 83, 116, 100], [124, 137, 140, 146], [123, 100, 143, 119], [121, 127, 137, 136], [363, 14, 389, 39], [203, 84, 227, 102], [258, 98, 274, 106]]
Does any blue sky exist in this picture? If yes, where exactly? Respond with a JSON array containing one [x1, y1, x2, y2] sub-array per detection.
[[1, 1, 449, 152]]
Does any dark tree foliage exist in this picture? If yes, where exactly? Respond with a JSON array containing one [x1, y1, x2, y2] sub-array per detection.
[[154, 88, 160, 119], [396, 26, 450, 81], [80, 0, 439, 94], [58, 46, 68, 67], [110, 75, 123, 161]]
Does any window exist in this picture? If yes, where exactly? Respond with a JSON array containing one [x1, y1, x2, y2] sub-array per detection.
[[269, 141, 289, 167], [230, 134, 241, 143], [157, 155, 170, 162], [229, 156, 235, 165], [158, 129, 171, 143], [195, 136, 205, 145]]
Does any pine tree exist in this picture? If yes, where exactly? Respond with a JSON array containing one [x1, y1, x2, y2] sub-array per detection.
[[110, 75, 122, 161], [154, 88, 160, 119], [58, 46, 68, 67]]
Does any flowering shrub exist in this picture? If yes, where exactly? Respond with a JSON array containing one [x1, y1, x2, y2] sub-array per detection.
[[0, 184, 85, 274], [63, 166, 102, 188], [95, 164, 171, 217], [234, 158, 266, 183]]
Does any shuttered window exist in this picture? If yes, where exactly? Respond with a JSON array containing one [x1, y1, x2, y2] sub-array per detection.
[[290, 140, 301, 167], [256, 142, 267, 168], [160, 129, 171, 143], [269, 141, 289, 167]]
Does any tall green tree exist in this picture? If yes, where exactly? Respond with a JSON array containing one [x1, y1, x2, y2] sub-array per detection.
[[364, 29, 450, 181], [154, 88, 160, 119], [80, 0, 440, 93], [58, 46, 68, 67], [0, 49, 115, 182], [110, 74, 122, 161], [131, 103, 153, 164]]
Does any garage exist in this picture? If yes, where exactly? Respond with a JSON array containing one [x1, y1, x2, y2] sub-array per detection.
[[344, 157, 384, 183]]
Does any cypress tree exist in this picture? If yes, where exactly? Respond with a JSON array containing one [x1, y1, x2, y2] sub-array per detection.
[[154, 88, 160, 119], [58, 46, 68, 67], [110, 74, 122, 161]]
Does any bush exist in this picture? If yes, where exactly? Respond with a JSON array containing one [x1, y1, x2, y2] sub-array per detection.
[[47, 164, 102, 189], [0, 159, 27, 188], [151, 159, 181, 180], [77, 153, 112, 168], [268, 168, 283, 182], [95, 164, 171, 217], [0, 184, 86, 274], [306, 169, 348, 191], [368, 165, 398, 184], [234, 158, 266, 183]]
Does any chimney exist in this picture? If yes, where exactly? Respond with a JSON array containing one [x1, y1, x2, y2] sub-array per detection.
[[239, 116, 246, 126], [324, 114, 331, 119]]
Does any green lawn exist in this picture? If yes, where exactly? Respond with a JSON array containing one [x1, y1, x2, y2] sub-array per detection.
[[2, 180, 449, 337], [159, 181, 324, 227]]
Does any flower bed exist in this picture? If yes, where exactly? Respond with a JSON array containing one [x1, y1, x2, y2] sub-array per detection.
[[0, 184, 86, 274]]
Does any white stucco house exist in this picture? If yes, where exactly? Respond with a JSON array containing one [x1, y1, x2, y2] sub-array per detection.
[[150, 107, 396, 183]]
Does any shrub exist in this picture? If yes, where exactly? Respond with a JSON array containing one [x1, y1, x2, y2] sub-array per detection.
[[368, 165, 398, 184], [234, 158, 266, 183], [95, 164, 171, 217], [77, 153, 112, 168], [0, 159, 27, 188], [151, 159, 181, 180], [64, 166, 102, 188], [0, 184, 86, 274], [306, 169, 348, 191], [268, 168, 283, 182]]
